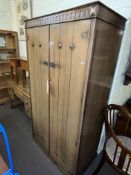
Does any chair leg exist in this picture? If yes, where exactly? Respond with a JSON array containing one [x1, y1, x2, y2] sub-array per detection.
[[10, 67, 13, 80], [15, 67, 19, 84], [92, 153, 105, 175], [10, 99, 14, 109], [22, 70, 26, 87]]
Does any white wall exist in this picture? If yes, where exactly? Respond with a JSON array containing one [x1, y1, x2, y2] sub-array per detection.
[[12, 0, 32, 59], [32, 0, 131, 18], [0, 0, 18, 31], [10, 0, 19, 31], [0, 0, 13, 30], [109, 19, 131, 105]]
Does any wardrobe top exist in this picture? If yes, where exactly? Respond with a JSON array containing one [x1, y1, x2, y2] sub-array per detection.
[[25, 1, 126, 29]]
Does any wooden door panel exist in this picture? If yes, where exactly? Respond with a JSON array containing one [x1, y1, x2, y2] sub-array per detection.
[[49, 21, 91, 173], [57, 22, 74, 170], [39, 26, 50, 152], [65, 20, 91, 174], [32, 27, 42, 142], [50, 24, 60, 161], [26, 29, 38, 136], [27, 26, 49, 152]]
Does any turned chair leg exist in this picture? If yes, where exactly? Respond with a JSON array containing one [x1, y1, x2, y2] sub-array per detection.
[[93, 153, 105, 175]]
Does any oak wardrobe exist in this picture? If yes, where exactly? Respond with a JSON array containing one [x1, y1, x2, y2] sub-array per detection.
[[25, 2, 126, 175]]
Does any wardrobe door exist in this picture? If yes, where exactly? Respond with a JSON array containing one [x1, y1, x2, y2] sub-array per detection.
[[65, 20, 91, 174], [57, 22, 74, 171], [50, 24, 60, 161], [50, 22, 74, 169], [32, 27, 42, 143], [50, 20, 91, 174], [39, 26, 50, 152], [26, 28, 38, 136], [27, 26, 49, 152]]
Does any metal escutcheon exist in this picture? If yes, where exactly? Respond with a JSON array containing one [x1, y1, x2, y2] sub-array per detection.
[[58, 42, 62, 49], [70, 43, 75, 49]]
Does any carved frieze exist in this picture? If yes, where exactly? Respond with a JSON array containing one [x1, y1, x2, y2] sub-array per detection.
[[26, 6, 97, 28]]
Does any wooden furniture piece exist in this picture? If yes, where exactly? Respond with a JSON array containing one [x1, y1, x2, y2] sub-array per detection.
[[9, 59, 20, 84], [0, 30, 19, 104], [0, 30, 19, 57], [93, 104, 131, 175], [7, 78, 31, 117], [0, 72, 10, 105], [20, 59, 28, 86], [25, 2, 126, 175]]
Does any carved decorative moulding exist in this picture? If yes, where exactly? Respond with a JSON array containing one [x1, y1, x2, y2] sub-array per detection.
[[25, 2, 126, 29], [26, 6, 96, 28]]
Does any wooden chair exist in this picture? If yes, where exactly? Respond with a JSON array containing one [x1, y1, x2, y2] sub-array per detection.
[[93, 104, 131, 175], [9, 58, 20, 84], [20, 59, 28, 87]]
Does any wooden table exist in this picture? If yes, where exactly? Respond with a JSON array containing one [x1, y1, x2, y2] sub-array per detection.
[[7, 78, 31, 117]]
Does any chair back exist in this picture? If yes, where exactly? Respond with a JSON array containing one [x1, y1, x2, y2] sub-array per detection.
[[104, 104, 131, 175]]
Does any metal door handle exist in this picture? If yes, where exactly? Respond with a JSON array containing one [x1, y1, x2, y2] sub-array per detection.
[[50, 62, 60, 68], [43, 60, 49, 65], [40, 60, 59, 68], [40, 60, 49, 65]]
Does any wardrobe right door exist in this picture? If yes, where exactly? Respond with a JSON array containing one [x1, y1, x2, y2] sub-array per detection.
[[50, 22, 74, 168], [50, 19, 91, 174], [64, 20, 91, 174]]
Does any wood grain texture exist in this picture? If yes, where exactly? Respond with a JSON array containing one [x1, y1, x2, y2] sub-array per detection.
[[76, 19, 123, 174], [39, 26, 50, 152], [50, 24, 60, 162], [25, 2, 126, 29], [32, 27, 42, 143], [56, 22, 74, 171], [26, 28, 38, 137], [20, 60, 28, 71], [65, 20, 91, 175], [25, 2, 126, 174], [0, 30, 19, 104], [97, 4, 126, 29]]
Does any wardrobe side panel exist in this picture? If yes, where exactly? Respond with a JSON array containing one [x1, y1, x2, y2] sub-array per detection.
[[77, 19, 124, 174]]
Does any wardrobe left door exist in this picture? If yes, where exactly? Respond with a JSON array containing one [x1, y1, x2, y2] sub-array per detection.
[[39, 26, 50, 152], [26, 26, 50, 153]]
